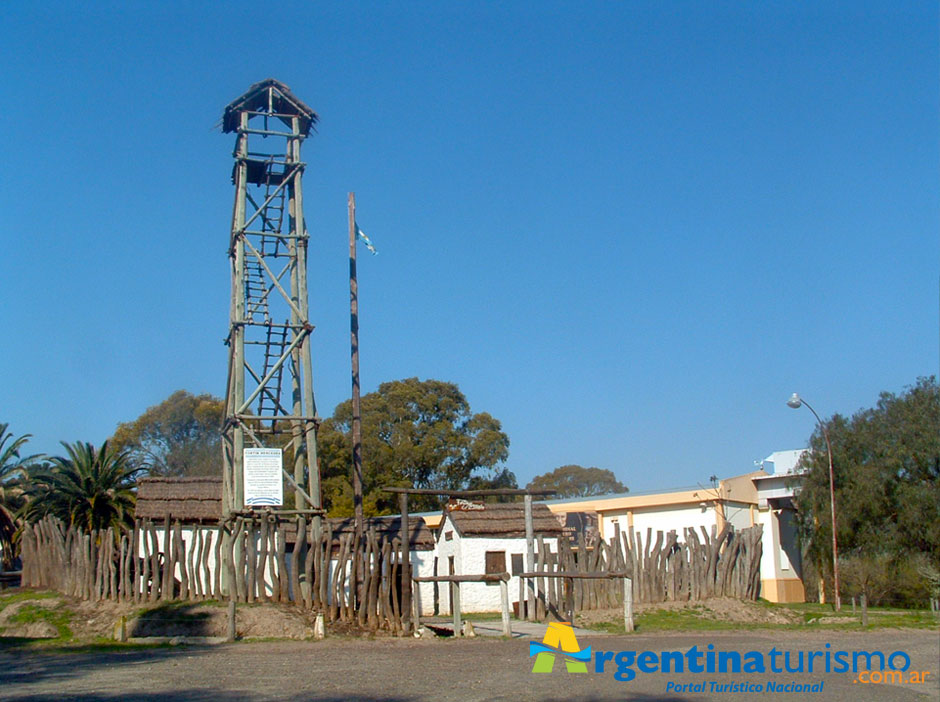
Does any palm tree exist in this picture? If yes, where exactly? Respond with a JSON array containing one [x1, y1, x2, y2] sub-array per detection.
[[0, 423, 41, 569], [23, 440, 140, 534]]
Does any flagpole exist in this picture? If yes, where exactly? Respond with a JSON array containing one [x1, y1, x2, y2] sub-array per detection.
[[348, 192, 364, 541]]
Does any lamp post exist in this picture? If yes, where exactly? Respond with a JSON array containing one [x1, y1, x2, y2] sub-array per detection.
[[787, 392, 841, 611]]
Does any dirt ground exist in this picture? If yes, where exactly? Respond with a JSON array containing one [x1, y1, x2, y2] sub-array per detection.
[[576, 597, 802, 629], [0, 595, 320, 641], [1, 629, 937, 702]]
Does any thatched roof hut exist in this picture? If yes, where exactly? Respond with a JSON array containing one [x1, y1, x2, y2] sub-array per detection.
[[443, 502, 564, 538], [134, 477, 435, 549], [135, 477, 223, 523]]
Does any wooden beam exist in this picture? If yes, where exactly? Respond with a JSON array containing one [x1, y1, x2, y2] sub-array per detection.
[[413, 573, 509, 583], [381, 487, 557, 497]]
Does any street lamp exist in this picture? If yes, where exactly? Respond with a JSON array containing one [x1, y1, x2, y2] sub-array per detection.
[[787, 392, 841, 610]]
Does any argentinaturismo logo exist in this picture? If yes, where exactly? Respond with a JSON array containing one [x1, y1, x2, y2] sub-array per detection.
[[530, 622, 591, 673], [528, 624, 927, 692]]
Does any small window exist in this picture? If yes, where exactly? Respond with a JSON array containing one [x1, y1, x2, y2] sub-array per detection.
[[485, 550, 506, 575], [511, 553, 524, 576], [445, 531, 453, 541]]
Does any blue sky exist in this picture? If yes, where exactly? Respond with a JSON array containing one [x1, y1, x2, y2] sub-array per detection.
[[2, 2, 937, 491]]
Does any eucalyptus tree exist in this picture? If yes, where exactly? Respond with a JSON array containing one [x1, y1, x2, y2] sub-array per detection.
[[317, 378, 513, 515], [794, 376, 940, 605]]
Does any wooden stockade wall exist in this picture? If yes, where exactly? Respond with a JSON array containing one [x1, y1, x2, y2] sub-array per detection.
[[20, 514, 763, 628], [19, 515, 417, 633], [522, 523, 763, 620]]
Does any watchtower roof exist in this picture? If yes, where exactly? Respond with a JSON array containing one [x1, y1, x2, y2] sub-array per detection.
[[222, 78, 318, 135]]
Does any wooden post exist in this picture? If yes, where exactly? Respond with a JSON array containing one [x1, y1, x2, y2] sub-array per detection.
[[518, 572, 525, 619], [452, 581, 462, 636], [175, 524, 189, 600], [623, 577, 634, 632], [566, 577, 574, 624], [348, 192, 364, 540], [524, 494, 536, 621], [291, 516, 304, 604], [399, 493, 412, 634], [500, 578, 512, 637], [161, 516, 172, 600], [276, 520, 289, 603], [227, 600, 236, 642]]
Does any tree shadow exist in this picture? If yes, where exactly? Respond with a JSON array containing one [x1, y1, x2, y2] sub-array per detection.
[[0, 644, 218, 686], [129, 602, 215, 638]]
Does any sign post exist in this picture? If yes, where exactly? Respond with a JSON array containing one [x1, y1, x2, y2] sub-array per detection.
[[243, 448, 284, 507]]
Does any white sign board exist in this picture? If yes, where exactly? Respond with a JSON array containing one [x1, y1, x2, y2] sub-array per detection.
[[243, 448, 283, 507]]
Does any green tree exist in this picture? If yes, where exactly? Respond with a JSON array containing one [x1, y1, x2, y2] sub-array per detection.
[[23, 440, 140, 533], [111, 390, 224, 477], [794, 376, 940, 605], [0, 424, 41, 568], [317, 378, 513, 515], [526, 464, 627, 498]]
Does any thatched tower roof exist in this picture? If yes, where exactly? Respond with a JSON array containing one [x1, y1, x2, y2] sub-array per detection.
[[222, 78, 318, 135]]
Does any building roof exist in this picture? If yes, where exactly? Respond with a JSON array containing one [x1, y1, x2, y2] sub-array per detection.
[[411, 510, 444, 529], [443, 502, 563, 539], [323, 517, 436, 551], [134, 478, 434, 549], [135, 477, 223, 522], [222, 78, 318, 135], [760, 449, 806, 476], [543, 470, 767, 515]]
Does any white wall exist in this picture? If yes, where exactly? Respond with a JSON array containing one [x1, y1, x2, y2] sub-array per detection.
[[137, 525, 226, 594], [762, 450, 805, 476], [724, 501, 754, 531], [432, 514, 558, 615], [756, 508, 777, 580], [602, 501, 756, 546], [603, 504, 717, 544], [138, 526, 434, 606]]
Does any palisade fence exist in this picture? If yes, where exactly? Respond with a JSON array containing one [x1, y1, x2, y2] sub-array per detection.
[[20, 515, 418, 633], [20, 515, 764, 631], [521, 523, 764, 620]]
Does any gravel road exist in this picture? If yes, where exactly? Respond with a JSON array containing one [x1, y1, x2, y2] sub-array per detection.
[[1, 629, 937, 702]]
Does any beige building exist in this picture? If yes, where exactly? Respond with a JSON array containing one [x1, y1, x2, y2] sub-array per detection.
[[539, 459, 805, 603]]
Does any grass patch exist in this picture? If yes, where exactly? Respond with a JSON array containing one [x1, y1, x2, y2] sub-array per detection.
[[459, 611, 510, 622], [779, 602, 939, 629], [0, 590, 60, 610], [5, 604, 74, 639], [581, 600, 940, 634], [585, 608, 744, 634]]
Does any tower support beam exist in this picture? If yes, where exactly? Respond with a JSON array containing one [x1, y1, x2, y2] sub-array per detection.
[[221, 80, 321, 518]]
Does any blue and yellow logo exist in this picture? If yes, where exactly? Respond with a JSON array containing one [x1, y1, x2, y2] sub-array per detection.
[[529, 622, 591, 673]]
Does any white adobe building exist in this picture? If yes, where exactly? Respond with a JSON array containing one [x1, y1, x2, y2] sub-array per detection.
[[430, 502, 563, 615]]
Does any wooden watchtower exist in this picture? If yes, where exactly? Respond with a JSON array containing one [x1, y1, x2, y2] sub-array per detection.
[[220, 79, 321, 518]]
